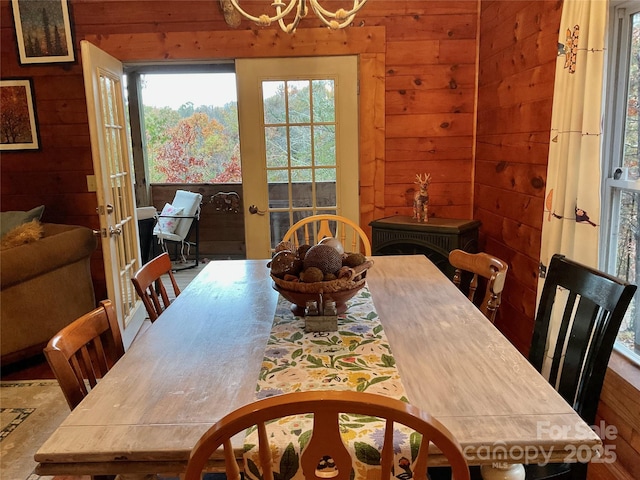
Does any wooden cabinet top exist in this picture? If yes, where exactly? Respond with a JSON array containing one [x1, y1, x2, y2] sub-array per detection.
[[369, 215, 481, 234]]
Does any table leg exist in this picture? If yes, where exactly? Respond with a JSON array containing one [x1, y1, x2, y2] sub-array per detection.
[[480, 463, 525, 480]]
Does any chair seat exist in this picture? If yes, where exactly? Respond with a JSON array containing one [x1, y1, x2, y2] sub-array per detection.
[[153, 229, 187, 242]]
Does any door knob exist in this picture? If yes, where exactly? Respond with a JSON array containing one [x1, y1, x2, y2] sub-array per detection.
[[248, 205, 266, 215]]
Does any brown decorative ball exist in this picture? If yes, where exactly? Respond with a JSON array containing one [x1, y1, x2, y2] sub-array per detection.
[[343, 252, 366, 267], [303, 244, 343, 275], [300, 266, 324, 283], [269, 250, 298, 278], [318, 236, 345, 255], [275, 240, 296, 253]]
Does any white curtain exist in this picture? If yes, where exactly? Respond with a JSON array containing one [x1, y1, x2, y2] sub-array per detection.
[[538, 0, 608, 373], [540, 0, 608, 275]]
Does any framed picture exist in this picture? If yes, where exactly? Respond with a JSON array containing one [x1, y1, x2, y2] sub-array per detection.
[[11, 0, 75, 65], [0, 79, 40, 151]]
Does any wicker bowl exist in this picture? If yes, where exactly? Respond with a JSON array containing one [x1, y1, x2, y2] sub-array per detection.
[[271, 260, 373, 316]]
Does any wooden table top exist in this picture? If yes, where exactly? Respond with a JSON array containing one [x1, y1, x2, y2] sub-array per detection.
[[35, 256, 601, 476]]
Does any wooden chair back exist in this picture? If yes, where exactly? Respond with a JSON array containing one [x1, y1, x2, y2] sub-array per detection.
[[184, 390, 470, 480], [449, 249, 508, 323], [131, 252, 181, 322], [282, 214, 372, 256], [530, 253, 636, 426], [44, 299, 124, 410]]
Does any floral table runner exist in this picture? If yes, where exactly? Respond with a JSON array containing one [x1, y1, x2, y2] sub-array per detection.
[[243, 286, 420, 480]]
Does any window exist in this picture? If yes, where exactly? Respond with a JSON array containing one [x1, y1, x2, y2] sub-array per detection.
[[127, 66, 241, 184], [602, 2, 640, 363]]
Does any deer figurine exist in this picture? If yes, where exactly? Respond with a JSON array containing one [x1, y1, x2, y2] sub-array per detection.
[[413, 173, 432, 223]]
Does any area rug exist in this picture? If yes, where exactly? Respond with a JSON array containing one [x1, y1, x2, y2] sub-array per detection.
[[0, 380, 69, 480]]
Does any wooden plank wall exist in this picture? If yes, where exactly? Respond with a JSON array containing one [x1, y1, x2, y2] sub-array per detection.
[[477, 2, 640, 479], [0, 0, 479, 300], [476, 0, 559, 353]]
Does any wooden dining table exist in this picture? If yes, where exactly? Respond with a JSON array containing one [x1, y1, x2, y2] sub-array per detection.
[[34, 255, 602, 480]]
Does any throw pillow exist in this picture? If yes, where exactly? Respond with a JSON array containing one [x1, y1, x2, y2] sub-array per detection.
[[0, 219, 44, 250], [156, 203, 183, 234], [0, 205, 45, 237]]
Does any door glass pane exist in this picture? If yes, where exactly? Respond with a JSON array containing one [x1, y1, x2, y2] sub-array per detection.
[[290, 126, 311, 167], [270, 210, 291, 248], [265, 126, 288, 168], [288, 80, 310, 123], [268, 169, 289, 183], [264, 81, 285, 124], [312, 80, 335, 122], [268, 180, 289, 209], [317, 167, 337, 208], [314, 125, 336, 166], [614, 190, 639, 355], [291, 168, 312, 209], [288, 210, 314, 245]]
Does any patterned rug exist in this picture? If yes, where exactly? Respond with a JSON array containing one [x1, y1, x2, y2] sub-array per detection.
[[0, 380, 69, 480]]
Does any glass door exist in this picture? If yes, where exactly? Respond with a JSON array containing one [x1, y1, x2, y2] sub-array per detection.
[[236, 56, 359, 258]]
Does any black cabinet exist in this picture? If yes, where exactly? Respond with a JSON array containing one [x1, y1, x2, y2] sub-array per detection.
[[369, 215, 481, 278]]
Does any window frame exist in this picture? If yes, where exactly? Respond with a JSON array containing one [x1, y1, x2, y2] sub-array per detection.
[[601, 1, 640, 365]]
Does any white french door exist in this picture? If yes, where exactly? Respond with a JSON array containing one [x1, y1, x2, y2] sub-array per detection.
[[236, 56, 360, 259], [81, 40, 146, 348]]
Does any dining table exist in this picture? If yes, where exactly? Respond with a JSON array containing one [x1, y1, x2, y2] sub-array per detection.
[[34, 255, 602, 480]]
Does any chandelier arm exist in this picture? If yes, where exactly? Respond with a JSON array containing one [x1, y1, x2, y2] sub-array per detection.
[[278, 0, 307, 33], [315, 13, 356, 30], [228, 0, 299, 25], [309, 0, 368, 19]]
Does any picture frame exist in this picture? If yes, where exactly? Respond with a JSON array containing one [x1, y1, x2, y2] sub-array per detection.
[[11, 0, 75, 65], [0, 79, 40, 151]]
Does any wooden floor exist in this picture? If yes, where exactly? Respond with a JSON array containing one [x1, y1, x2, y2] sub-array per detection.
[[0, 262, 204, 382]]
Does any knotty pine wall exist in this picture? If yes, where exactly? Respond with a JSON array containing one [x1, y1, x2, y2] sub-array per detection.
[[0, 0, 479, 302], [477, 3, 640, 479], [476, 0, 559, 354]]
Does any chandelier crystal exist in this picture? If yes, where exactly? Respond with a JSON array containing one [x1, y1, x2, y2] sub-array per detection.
[[224, 0, 369, 34]]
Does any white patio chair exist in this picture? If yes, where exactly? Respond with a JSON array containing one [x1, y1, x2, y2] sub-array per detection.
[[153, 190, 203, 268]]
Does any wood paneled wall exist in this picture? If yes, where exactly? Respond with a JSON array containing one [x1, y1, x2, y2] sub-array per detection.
[[476, 0, 560, 354], [0, 0, 479, 299], [477, 2, 640, 479]]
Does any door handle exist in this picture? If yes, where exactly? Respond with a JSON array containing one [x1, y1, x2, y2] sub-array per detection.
[[248, 205, 266, 215], [109, 225, 123, 236], [96, 204, 115, 215]]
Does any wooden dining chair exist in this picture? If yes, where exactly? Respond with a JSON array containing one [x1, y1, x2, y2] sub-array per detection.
[[448, 249, 508, 323], [282, 214, 372, 256], [131, 252, 181, 322], [44, 299, 125, 410], [184, 390, 470, 480], [526, 254, 636, 480]]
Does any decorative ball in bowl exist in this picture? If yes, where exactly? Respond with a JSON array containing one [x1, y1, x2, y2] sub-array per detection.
[[270, 259, 374, 317]]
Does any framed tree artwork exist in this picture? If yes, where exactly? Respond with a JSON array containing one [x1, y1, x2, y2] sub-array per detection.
[[0, 79, 40, 151], [11, 0, 75, 65]]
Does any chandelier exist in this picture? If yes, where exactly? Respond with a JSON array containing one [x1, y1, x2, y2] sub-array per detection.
[[220, 0, 369, 34]]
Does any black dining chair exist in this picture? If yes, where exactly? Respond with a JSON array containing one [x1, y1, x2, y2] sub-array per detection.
[[525, 254, 636, 480]]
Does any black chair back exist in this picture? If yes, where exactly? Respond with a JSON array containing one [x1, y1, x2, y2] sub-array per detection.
[[530, 254, 636, 425]]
